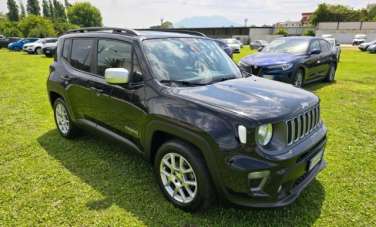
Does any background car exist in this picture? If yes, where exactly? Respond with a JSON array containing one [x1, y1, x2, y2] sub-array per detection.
[[23, 38, 58, 54], [321, 34, 334, 39], [214, 39, 233, 58], [221, 38, 241, 53], [352, 34, 367, 46], [42, 41, 57, 57], [358, 40, 376, 51], [0, 37, 21, 49], [8, 38, 38, 51], [239, 36, 338, 87], [325, 38, 341, 61], [250, 40, 268, 50], [368, 44, 376, 53]]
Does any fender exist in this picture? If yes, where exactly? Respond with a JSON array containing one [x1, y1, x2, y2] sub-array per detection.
[[142, 117, 224, 192]]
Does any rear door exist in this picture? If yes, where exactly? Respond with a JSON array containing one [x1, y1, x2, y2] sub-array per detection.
[[62, 38, 96, 120]]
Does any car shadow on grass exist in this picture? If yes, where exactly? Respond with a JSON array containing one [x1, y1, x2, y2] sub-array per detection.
[[38, 129, 325, 226]]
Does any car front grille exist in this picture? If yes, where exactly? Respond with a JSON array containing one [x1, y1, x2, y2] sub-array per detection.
[[286, 105, 320, 145]]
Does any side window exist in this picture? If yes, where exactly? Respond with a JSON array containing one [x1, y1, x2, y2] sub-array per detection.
[[310, 40, 320, 52], [62, 39, 72, 61], [70, 39, 93, 73], [97, 39, 132, 76], [132, 52, 143, 83], [320, 40, 330, 53]]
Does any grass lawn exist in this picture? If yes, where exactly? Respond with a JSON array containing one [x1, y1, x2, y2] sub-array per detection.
[[0, 47, 375, 226]]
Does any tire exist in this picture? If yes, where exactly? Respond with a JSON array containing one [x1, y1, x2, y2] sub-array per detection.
[[154, 140, 214, 212], [53, 98, 80, 138], [325, 64, 336, 82], [293, 68, 304, 88], [35, 47, 42, 55]]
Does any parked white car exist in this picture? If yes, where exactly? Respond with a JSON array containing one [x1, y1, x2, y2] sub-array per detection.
[[23, 38, 58, 54], [221, 38, 241, 53], [321, 34, 333, 39], [352, 34, 367, 46]]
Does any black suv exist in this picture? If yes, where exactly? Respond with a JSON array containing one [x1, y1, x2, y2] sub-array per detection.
[[47, 27, 327, 211]]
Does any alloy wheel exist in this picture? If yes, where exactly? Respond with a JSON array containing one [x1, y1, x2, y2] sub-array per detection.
[[294, 71, 303, 87], [160, 152, 198, 204], [329, 65, 336, 81], [55, 103, 70, 135]]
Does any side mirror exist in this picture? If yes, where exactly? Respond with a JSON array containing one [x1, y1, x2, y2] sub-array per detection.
[[257, 47, 263, 52], [105, 68, 129, 84], [309, 48, 321, 55]]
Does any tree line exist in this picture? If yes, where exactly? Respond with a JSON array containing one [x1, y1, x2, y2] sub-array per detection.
[[310, 3, 376, 25], [1, 0, 103, 38]]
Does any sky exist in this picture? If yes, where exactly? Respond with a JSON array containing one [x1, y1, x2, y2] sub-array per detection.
[[0, 0, 374, 28]]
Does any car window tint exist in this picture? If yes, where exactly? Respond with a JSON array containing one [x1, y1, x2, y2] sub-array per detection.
[[97, 39, 132, 76], [320, 40, 330, 53], [70, 39, 93, 72], [62, 39, 72, 61], [310, 40, 320, 51], [132, 52, 143, 83]]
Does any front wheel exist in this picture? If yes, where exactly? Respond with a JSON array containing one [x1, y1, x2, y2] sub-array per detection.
[[293, 69, 304, 88], [35, 47, 42, 55], [154, 140, 214, 212], [325, 64, 336, 82]]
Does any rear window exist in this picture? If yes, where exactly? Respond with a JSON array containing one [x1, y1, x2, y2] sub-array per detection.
[[320, 40, 331, 53], [70, 39, 93, 72]]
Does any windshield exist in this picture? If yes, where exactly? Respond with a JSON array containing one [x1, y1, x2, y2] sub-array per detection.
[[262, 38, 309, 55], [143, 38, 242, 85]]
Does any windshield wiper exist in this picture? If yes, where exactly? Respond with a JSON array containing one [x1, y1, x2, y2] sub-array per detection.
[[159, 80, 205, 86], [206, 76, 237, 85]]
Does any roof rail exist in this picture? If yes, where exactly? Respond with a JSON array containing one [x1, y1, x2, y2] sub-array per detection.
[[140, 29, 207, 37], [65, 27, 140, 36]]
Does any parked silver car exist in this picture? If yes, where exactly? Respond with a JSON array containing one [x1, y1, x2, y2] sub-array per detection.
[[325, 38, 341, 61], [221, 38, 241, 53], [250, 40, 268, 50]]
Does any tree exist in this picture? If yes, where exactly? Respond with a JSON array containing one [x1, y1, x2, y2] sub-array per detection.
[[27, 0, 41, 16], [20, 2, 26, 19], [7, 0, 19, 21], [310, 3, 368, 25], [18, 15, 55, 37], [304, 30, 316, 36], [67, 2, 102, 27], [52, 0, 66, 22], [150, 21, 174, 29], [64, 0, 71, 8], [48, 0, 54, 18], [275, 28, 288, 36], [53, 21, 78, 35], [369, 6, 376, 20], [42, 0, 51, 18]]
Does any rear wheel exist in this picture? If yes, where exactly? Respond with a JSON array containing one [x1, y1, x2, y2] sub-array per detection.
[[325, 64, 336, 82], [154, 140, 214, 212], [293, 69, 304, 88], [53, 98, 79, 138]]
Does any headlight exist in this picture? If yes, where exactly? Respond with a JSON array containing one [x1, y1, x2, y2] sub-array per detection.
[[256, 124, 273, 146], [267, 63, 293, 71]]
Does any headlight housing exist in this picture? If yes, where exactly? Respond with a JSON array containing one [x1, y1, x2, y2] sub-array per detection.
[[256, 124, 273, 146], [267, 63, 293, 71]]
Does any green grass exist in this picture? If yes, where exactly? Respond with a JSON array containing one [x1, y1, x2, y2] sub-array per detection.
[[0, 47, 375, 226]]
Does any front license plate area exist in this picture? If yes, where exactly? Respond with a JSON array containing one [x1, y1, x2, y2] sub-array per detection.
[[308, 150, 323, 171]]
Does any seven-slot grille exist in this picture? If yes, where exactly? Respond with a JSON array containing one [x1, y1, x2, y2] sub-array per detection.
[[286, 105, 320, 145]]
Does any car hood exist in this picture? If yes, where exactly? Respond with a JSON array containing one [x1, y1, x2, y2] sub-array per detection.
[[171, 77, 318, 123], [23, 43, 34, 47], [240, 52, 302, 66]]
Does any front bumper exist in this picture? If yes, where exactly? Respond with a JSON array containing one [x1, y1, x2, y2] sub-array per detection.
[[215, 123, 327, 208]]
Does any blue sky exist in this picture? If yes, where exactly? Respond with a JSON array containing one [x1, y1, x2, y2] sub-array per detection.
[[0, 0, 373, 28]]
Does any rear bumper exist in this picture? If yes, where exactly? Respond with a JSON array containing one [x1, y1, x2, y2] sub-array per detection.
[[215, 124, 327, 208]]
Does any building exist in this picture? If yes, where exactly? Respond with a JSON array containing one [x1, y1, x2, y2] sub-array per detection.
[[301, 12, 313, 25], [275, 21, 302, 28]]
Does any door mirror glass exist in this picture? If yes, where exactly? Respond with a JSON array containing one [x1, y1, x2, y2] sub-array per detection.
[[309, 48, 321, 55], [105, 68, 129, 84]]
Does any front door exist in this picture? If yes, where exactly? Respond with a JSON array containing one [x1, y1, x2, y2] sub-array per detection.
[[305, 40, 322, 81]]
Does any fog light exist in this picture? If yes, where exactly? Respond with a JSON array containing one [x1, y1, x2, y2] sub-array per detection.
[[248, 171, 270, 192]]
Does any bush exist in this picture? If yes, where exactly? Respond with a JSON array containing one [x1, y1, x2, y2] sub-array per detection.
[[18, 15, 56, 37], [304, 30, 316, 36], [0, 19, 22, 37], [53, 22, 79, 35], [275, 28, 288, 36]]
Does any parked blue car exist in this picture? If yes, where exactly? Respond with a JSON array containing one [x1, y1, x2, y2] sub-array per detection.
[[214, 39, 233, 58], [239, 36, 338, 87], [8, 38, 39, 51]]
